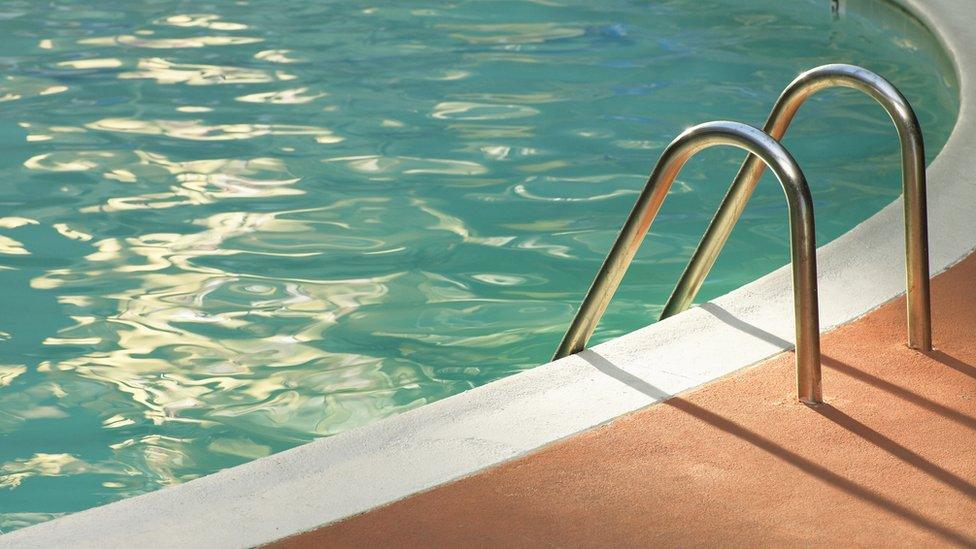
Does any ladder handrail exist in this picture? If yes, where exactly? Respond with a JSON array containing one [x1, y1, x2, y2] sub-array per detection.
[[660, 64, 931, 351], [553, 121, 823, 404]]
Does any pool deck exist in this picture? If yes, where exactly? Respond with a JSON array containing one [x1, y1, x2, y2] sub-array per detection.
[[275, 250, 976, 548]]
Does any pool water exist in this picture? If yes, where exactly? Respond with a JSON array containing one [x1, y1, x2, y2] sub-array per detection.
[[0, 0, 957, 531]]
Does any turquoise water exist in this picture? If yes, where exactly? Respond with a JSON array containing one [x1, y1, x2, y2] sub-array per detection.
[[0, 0, 957, 531]]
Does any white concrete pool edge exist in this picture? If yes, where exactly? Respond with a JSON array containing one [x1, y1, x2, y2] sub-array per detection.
[[4, 0, 974, 547]]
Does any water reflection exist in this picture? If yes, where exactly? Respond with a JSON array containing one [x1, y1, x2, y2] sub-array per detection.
[[119, 57, 286, 85], [79, 35, 263, 49], [236, 87, 326, 104], [158, 14, 249, 31], [86, 118, 343, 142], [0, 75, 68, 102]]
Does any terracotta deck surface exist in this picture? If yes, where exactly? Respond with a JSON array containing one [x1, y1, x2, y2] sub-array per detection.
[[274, 252, 976, 548]]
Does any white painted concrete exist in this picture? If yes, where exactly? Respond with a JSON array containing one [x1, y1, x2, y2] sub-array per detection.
[[4, 0, 976, 547]]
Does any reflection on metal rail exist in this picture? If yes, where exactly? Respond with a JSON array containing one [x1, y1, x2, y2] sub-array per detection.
[[661, 64, 931, 351], [553, 121, 823, 404]]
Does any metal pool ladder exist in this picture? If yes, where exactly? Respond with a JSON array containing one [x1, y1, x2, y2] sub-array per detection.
[[661, 64, 931, 351], [553, 120, 823, 403], [553, 64, 932, 405]]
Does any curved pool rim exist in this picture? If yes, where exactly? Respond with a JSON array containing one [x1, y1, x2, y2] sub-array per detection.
[[4, 0, 976, 546]]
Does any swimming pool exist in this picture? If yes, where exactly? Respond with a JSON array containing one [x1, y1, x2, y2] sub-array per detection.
[[0, 0, 957, 531]]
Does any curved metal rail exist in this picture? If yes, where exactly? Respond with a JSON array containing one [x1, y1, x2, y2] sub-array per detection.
[[660, 64, 931, 351], [553, 121, 823, 404]]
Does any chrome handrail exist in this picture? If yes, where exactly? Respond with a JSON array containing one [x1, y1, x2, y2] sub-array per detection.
[[660, 64, 931, 351], [553, 121, 823, 404]]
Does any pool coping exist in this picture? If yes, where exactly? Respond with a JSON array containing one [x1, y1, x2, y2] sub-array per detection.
[[4, 0, 976, 547]]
